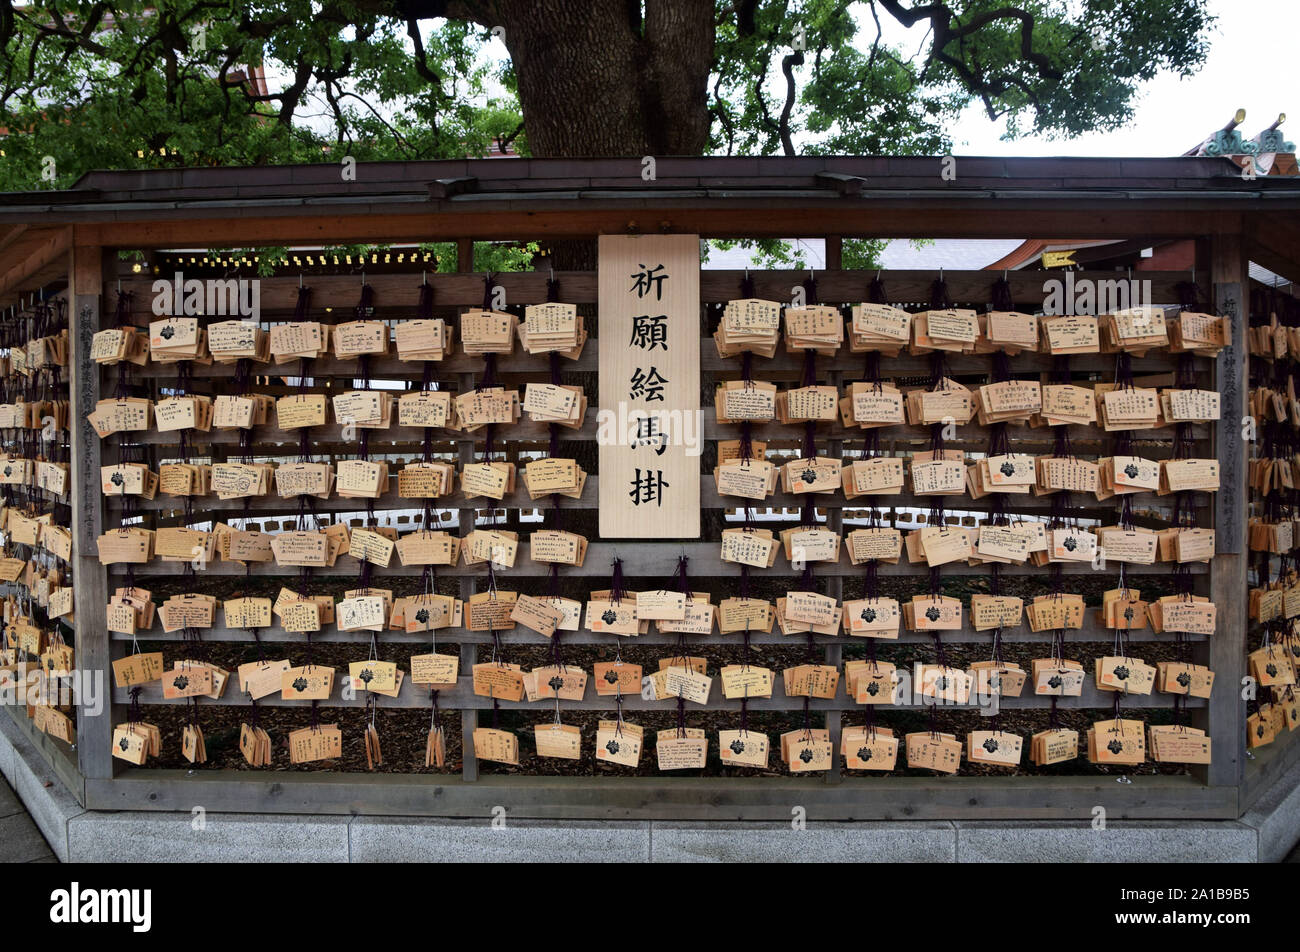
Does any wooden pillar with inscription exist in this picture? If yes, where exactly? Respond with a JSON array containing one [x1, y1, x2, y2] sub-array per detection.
[[1203, 232, 1250, 788], [69, 244, 114, 782], [597, 235, 701, 539]]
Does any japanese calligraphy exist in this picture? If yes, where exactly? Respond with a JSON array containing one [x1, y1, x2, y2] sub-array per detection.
[[630, 468, 669, 506], [630, 263, 667, 300], [630, 313, 668, 351], [630, 366, 669, 401], [599, 235, 700, 537]]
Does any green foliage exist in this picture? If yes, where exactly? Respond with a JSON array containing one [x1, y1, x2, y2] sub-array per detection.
[[703, 237, 888, 271], [0, 1, 523, 190], [0, 0, 1214, 194], [711, 0, 1213, 156]]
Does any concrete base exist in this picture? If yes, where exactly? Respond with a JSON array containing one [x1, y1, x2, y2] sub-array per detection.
[[1, 717, 1294, 862], [0, 715, 85, 862]]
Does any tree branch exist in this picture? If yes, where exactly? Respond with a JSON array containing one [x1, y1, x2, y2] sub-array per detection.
[[878, 0, 1062, 83], [495, 120, 524, 153], [877, 0, 1062, 120], [779, 48, 804, 156]]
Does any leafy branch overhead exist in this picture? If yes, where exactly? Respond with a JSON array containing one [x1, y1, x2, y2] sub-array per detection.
[[0, 0, 1213, 190]]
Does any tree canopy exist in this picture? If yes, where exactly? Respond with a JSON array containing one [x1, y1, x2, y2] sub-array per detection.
[[0, 0, 1215, 194]]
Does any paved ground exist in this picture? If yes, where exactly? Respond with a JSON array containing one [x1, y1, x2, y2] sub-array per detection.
[[0, 779, 57, 862]]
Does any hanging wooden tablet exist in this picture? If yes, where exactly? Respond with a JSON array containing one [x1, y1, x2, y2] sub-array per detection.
[[655, 727, 707, 770], [778, 385, 839, 423], [425, 724, 447, 768], [1028, 727, 1079, 766], [849, 303, 911, 355], [981, 311, 1038, 353], [111, 725, 148, 765], [395, 530, 460, 567], [534, 722, 582, 760], [472, 727, 520, 765], [364, 722, 383, 770], [1087, 718, 1146, 765], [181, 723, 207, 764], [715, 299, 781, 357], [239, 722, 272, 766], [718, 728, 769, 768], [1148, 725, 1211, 764], [288, 724, 343, 764], [1032, 658, 1085, 696], [595, 720, 643, 767], [395, 319, 453, 361], [521, 302, 583, 356], [968, 661, 1026, 698], [905, 731, 961, 773], [410, 653, 458, 686], [523, 382, 585, 427], [460, 309, 517, 355], [1040, 314, 1099, 354], [528, 529, 587, 567], [784, 305, 844, 353], [467, 591, 518, 632], [149, 317, 205, 362], [911, 308, 978, 354], [280, 665, 334, 701], [841, 725, 898, 770], [270, 322, 329, 362], [715, 380, 777, 423], [967, 730, 1023, 766], [332, 320, 388, 357], [1095, 655, 1157, 695]]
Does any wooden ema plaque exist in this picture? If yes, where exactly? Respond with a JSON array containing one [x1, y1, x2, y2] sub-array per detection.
[[597, 234, 700, 538]]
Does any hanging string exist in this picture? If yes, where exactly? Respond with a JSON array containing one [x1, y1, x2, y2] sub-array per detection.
[[610, 557, 626, 605], [738, 419, 754, 463], [673, 555, 692, 660], [990, 275, 1014, 312]]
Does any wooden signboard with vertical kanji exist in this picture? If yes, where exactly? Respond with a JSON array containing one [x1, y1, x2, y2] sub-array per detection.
[[597, 234, 700, 538]]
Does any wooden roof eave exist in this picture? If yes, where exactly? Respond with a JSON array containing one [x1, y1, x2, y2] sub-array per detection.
[[0, 225, 71, 301]]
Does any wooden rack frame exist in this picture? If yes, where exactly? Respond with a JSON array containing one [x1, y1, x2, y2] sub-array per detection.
[[1, 155, 1290, 821], [61, 260, 1238, 820]]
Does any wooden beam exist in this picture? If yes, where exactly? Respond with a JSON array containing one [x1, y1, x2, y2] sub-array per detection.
[[1202, 232, 1249, 791], [103, 268, 1199, 311], [70, 206, 1252, 249], [1247, 220, 1300, 284], [0, 224, 30, 256], [0, 226, 70, 297], [83, 772, 1239, 820]]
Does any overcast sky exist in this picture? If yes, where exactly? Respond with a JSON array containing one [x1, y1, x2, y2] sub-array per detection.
[[933, 0, 1291, 156]]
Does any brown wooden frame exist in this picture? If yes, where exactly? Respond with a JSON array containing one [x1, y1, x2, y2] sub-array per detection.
[[0, 155, 1293, 820]]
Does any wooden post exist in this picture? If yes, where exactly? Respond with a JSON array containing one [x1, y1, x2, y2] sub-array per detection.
[[824, 236, 842, 272], [822, 249, 844, 782], [1204, 232, 1249, 790], [456, 244, 480, 781], [68, 245, 113, 782], [825, 364, 843, 784]]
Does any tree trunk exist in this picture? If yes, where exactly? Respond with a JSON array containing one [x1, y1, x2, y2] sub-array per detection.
[[407, 0, 715, 267], [497, 0, 714, 158], [495, 0, 713, 268]]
